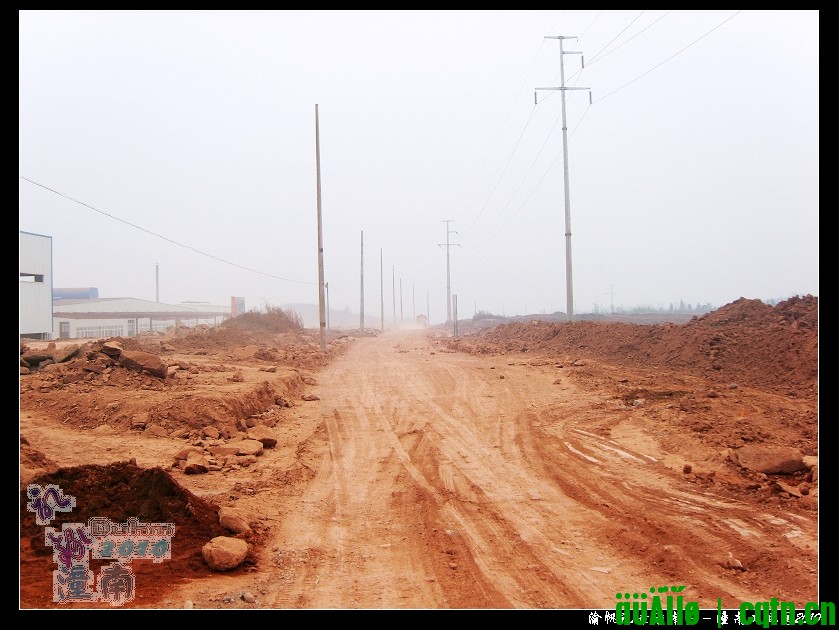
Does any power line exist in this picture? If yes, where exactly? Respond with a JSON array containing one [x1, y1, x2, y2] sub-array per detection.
[[593, 10, 741, 104], [584, 11, 671, 68], [20, 176, 315, 285], [586, 10, 646, 65], [463, 105, 537, 236]]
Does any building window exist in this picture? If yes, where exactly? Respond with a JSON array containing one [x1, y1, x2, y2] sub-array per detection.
[[20, 273, 45, 283]]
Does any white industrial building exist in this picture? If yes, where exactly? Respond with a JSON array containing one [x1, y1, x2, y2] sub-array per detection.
[[19, 231, 54, 339], [52, 297, 230, 339]]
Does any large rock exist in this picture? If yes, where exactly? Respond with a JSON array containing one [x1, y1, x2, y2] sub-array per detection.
[[119, 350, 168, 379], [184, 452, 209, 475], [247, 426, 278, 448], [202, 536, 248, 571], [733, 445, 805, 474], [53, 344, 80, 363], [218, 507, 252, 534], [233, 439, 264, 457], [100, 341, 123, 357]]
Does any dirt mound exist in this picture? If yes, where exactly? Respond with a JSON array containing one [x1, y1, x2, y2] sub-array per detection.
[[20, 462, 250, 608], [448, 295, 818, 394], [221, 306, 303, 334]]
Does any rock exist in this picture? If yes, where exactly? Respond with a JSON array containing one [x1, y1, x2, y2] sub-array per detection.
[[119, 350, 168, 379], [553, 378, 561, 385], [144, 424, 169, 437], [733, 445, 805, 474], [184, 453, 209, 475], [184, 600, 193, 609], [202, 426, 220, 439], [572, 359, 586, 366], [302, 393, 320, 401], [160, 343, 176, 352], [175, 447, 203, 460], [242, 592, 256, 604], [100, 341, 124, 357], [20, 366, 31, 375], [799, 483, 811, 496], [20, 353, 53, 366], [233, 439, 264, 457], [683, 464, 692, 474], [259, 366, 277, 373], [53, 344, 80, 363], [247, 426, 278, 448], [208, 445, 240, 457], [772, 480, 802, 497], [802, 455, 818, 469], [202, 536, 249, 571], [219, 507, 252, 534]]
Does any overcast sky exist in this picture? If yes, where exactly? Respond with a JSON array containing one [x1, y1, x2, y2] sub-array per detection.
[[19, 10, 819, 325]]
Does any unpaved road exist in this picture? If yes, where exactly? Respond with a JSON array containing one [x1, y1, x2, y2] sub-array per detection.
[[20, 329, 818, 609]]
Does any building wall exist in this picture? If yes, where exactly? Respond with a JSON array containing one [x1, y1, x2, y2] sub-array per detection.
[[19, 231, 53, 339], [53, 316, 225, 339]]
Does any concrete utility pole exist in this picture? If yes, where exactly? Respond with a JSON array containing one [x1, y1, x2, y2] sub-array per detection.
[[360, 230, 365, 333], [438, 220, 459, 322], [452, 294, 459, 338], [427, 292, 430, 325], [315, 104, 327, 350], [380, 249, 384, 332], [536, 36, 590, 323]]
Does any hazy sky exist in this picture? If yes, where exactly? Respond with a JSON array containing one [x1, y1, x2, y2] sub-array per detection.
[[19, 10, 819, 324]]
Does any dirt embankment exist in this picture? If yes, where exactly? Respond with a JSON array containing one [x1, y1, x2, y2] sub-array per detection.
[[446, 295, 818, 395]]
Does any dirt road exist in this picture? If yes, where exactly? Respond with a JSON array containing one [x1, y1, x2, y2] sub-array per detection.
[[20, 327, 818, 609]]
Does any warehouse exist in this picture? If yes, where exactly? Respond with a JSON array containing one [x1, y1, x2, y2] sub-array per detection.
[[52, 297, 230, 339], [19, 231, 53, 339]]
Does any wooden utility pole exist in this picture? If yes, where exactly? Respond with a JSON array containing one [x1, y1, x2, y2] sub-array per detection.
[[315, 104, 327, 350]]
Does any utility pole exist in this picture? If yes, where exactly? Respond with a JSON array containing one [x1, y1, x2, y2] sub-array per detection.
[[380, 249, 384, 332], [392, 265, 396, 328], [360, 230, 365, 333], [325, 282, 330, 330], [536, 36, 590, 323], [438, 220, 459, 323], [315, 104, 327, 350], [452, 294, 458, 338], [399, 278, 404, 324]]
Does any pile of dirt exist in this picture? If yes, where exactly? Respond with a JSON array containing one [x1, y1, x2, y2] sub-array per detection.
[[447, 295, 818, 394], [221, 306, 303, 334], [20, 462, 252, 608]]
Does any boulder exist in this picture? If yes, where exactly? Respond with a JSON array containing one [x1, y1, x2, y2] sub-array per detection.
[[733, 445, 805, 474], [119, 350, 168, 379], [202, 536, 248, 571]]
